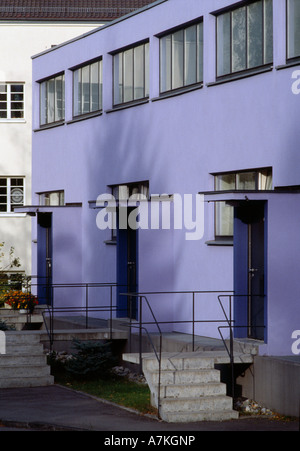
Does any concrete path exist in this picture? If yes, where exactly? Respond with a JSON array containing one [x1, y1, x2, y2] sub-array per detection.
[[0, 385, 298, 432]]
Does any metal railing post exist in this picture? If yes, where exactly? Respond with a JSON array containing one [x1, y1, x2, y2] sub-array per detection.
[[192, 292, 195, 351], [139, 296, 143, 374], [110, 285, 113, 340], [85, 283, 89, 329], [229, 295, 235, 399]]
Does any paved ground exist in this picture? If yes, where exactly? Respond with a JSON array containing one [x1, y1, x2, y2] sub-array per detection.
[[0, 385, 298, 432]]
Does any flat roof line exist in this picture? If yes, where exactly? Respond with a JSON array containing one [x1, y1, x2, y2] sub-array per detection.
[[31, 0, 168, 59]]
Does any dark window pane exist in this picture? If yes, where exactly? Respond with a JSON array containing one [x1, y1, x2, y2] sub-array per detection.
[[11, 111, 24, 119], [11, 85, 23, 92]]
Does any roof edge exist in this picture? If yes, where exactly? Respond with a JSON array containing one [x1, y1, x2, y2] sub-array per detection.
[[31, 0, 168, 60]]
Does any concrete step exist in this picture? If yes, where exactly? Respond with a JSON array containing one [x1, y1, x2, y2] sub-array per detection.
[[160, 409, 239, 423], [5, 331, 42, 344], [160, 394, 234, 413], [0, 354, 47, 366], [123, 349, 245, 423], [123, 350, 253, 368], [147, 368, 221, 385], [0, 330, 54, 388], [0, 364, 51, 378], [160, 381, 226, 398], [0, 375, 54, 389], [5, 343, 45, 354]]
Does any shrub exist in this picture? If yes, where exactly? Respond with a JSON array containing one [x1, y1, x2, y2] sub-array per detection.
[[66, 339, 118, 380], [0, 320, 16, 331]]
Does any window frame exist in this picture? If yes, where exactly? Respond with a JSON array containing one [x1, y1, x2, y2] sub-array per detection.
[[0, 177, 25, 213], [213, 168, 272, 239], [0, 83, 25, 121], [286, 0, 300, 62], [159, 19, 204, 95], [72, 58, 103, 118], [112, 40, 150, 107], [215, 0, 273, 80], [39, 73, 65, 127], [38, 190, 65, 206]]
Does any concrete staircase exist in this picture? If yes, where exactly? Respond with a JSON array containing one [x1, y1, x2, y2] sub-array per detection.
[[123, 350, 254, 422], [0, 331, 54, 388], [0, 307, 44, 331]]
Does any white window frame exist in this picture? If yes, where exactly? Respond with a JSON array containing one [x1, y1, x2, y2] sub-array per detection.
[[159, 20, 204, 94], [216, 0, 273, 78], [287, 0, 300, 60], [214, 168, 272, 238], [38, 190, 65, 206], [113, 41, 149, 106], [39, 73, 65, 126], [0, 177, 25, 215], [0, 83, 25, 122], [73, 59, 103, 117]]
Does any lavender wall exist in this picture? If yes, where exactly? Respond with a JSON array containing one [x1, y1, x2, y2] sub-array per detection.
[[31, 0, 300, 355]]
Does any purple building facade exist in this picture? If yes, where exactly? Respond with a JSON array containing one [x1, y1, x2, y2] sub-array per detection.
[[27, 0, 300, 356]]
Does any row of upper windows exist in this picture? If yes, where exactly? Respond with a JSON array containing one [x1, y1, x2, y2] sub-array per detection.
[[38, 0, 300, 127]]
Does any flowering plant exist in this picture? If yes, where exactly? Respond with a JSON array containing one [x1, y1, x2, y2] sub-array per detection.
[[4, 290, 38, 312]]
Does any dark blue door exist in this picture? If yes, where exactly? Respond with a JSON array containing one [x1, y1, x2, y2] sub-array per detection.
[[117, 208, 138, 319], [37, 213, 52, 305], [234, 202, 266, 341]]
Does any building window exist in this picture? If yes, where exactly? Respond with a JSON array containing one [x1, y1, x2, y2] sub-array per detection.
[[0, 83, 24, 120], [214, 168, 272, 237], [0, 178, 24, 212], [287, 0, 300, 60], [73, 60, 102, 117], [113, 42, 149, 106], [111, 181, 149, 201], [40, 74, 65, 126], [39, 191, 65, 206], [110, 182, 149, 240], [160, 21, 203, 93], [216, 0, 273, 78]]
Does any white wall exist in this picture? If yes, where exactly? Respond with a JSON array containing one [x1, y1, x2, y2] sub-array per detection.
[[0, 21, 103, 275]]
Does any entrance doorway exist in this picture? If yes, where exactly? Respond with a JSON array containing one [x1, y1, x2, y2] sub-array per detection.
[[117, 208, 138, 319], [234, 201, 266, 341], [37, 213, 52, 305]]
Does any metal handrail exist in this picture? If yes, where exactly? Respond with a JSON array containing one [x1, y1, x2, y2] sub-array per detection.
[[36, 284, 266, 414], [120, 293, 163, 418], [217, 294, 266, 398]]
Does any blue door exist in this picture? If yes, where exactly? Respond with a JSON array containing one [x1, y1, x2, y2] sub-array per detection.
[[234, 201, 267, 341], [37, 213, 52, 305], [117, 208, 138, 319]]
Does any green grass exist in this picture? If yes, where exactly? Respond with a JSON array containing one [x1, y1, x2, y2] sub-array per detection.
[[54, 371, 157, 416]]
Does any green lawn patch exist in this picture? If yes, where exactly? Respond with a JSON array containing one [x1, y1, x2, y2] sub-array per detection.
[[55, 372, 157, 415]]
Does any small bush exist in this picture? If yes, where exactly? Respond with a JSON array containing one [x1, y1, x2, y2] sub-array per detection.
[[0, 320, 15, 331], [65, 339, 118, 380]]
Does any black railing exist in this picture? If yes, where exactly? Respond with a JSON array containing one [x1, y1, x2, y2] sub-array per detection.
[[10, 281, 265, 417]]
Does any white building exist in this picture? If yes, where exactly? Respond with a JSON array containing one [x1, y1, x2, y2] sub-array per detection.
[[0, 0, 154, 278]]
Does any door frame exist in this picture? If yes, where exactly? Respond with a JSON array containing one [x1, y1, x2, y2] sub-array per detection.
[[37, 212, 53, 305], [116, 207, 138, 319], [233, 201, 267, 341]]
